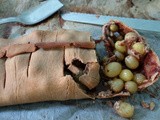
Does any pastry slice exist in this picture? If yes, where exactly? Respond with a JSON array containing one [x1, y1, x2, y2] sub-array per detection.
[[97, 20, 160, 98], [0, 29, 100, 106]]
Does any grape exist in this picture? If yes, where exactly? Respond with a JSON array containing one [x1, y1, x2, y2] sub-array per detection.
[[119, 69, 133, 81], [104, 62, 122, 77], [133, 73, 146, 85], [132, 42, 145, 55], [110, 24, 118, 32], [125, 55, 139, 69], [125, 81, 138, 94], [124, 32, 138, 41], [114, 101, 134, 118], [115, 41, 127, 53], [114, 50, 124, 61], [109, 78, 124, 93]]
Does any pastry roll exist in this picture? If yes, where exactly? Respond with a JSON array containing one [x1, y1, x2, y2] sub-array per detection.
[[0, 29, 100, 106]]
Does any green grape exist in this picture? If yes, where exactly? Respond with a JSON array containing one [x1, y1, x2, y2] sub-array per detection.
[[109, 78, 124, 93], [115, 41, 127, 53], [133, 73, 146, 85], [125, 55, 139, 69], [104, 62, 122, 77], [110, 24, 119, 32], [114, 50, 125, 61], [114, 101, 134, 118], [125, 81, 138, 94], [119, 69, 133, 81], [124, 32, 138, 41], [132, 42, 145, 55]]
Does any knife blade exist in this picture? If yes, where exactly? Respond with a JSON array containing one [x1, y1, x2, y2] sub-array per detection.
[[61, 12, 160, 32]]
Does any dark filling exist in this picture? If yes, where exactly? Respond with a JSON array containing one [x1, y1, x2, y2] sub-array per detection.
[[64, 59, 89, 90], [72, 59, 86, 70]]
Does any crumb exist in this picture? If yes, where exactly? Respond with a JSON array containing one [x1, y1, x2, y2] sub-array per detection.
[[141, 101, 149, 109], [149, 101, 155, 111]]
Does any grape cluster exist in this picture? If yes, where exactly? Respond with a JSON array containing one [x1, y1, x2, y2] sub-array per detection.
[[103, 22, 146, 94]]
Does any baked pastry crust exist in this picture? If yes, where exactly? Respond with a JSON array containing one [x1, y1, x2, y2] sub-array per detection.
[[0, 29, 100, 106]]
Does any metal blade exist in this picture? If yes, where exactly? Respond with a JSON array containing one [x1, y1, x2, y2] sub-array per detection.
[[61, 12, 160, 32]]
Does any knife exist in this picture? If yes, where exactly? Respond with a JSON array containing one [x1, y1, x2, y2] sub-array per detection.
[[61, 12, 160, 32]]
